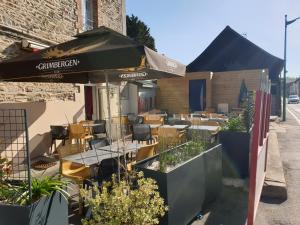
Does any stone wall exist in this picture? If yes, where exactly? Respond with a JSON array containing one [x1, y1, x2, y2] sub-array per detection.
[[0, 0, 125, 103], [95, 0, 125, 34], [0, 0, 78, 43]]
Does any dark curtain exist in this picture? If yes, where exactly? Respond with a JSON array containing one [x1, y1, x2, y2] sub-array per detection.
[[84, 86, 93, 120]]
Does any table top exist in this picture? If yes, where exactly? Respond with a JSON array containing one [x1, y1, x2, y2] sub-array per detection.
[[97, 141, 142, 154], [63, 150, 120, 166], [63, 141, 142, 166], [50, 123, 69, 127], [149, 124, 161, 129], [82, 123, 103, 127], [160, 124, 188, 129], [188, 125, 220, 131]]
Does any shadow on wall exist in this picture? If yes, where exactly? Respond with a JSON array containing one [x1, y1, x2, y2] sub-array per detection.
[[72, 105, 85, 123], [0, 102, 47, 159], [30, 132, 52, 159], [0, 102, 47, 127]]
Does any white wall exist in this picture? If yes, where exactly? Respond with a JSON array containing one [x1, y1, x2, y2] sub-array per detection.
[[0, 85, 85, 159]]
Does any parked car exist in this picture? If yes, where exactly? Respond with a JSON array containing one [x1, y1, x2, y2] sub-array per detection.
[[288, 95, 300, 104]]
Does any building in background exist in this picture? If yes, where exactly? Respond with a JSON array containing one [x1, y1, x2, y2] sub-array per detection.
[[287, 77, 300, 96], [186, 26, 284, 116], [0, 0, 130, 159], [157, 69, 268, 114]]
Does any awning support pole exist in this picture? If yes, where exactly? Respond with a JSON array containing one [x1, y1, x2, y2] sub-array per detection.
[[105, 73, 121, 182]]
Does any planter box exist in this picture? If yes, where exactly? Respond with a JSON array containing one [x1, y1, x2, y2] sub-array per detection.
[[219, 130, 252, 178], [135, 144, 222, 225], [203, 145, 222, 208], [0, 191, 68, 225]]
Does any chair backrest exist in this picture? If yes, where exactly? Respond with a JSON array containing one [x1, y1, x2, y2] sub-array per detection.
[[50, 126, 68, 139], [132, 124, 152, 142], [144, 115, 164, 125], [92, 120, 106, 134], [97, 157, 119, 181], [69, 124, 85, 139], [136, 142, 157, 162], [79, 120, 94, 124], [190, 118, 202, 125], [199, 120, 219, 126], [209, 113, 224, 119], [127, 113, 137, 122], [158, 127, 179, 138], [89, 138, 109, 150]]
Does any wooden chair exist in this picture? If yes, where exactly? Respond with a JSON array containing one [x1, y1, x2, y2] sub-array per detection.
[[190, 118, 202, 125], [199, 120, 220, 126], [56, 141, 91, 182], [158, 127, 186, 149], [209, 113, 225, 119], [57, 141, 91, 214], [127, 142, 158, 171], [144, 114, 164, 125], [68, 123, 93, 149]]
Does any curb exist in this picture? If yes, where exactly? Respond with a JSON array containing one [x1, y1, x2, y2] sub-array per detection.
[[261, 125, 287, 200]]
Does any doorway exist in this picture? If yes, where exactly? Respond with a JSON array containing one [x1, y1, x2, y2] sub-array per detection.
[[189, 79, 206, 112]]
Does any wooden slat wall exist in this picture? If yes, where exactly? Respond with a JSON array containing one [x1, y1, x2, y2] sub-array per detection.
[[157, 72, 211, 114], [157, 70, 268, 114], [212, 70, 268, 110]]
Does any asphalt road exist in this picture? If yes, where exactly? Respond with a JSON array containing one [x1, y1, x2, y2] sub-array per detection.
[[256, 103, 300, 225]]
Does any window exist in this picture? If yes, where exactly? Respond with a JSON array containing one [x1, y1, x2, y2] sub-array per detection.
[[82, 0, 94, 31]]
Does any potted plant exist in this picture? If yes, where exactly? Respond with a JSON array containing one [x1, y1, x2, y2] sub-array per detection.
[[0, 175, 69, 225], [135, 140, 222, 225], [219, 94, 254, 179], [80, 172, 167, 225]]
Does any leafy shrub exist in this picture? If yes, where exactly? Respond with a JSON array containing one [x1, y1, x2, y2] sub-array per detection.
[[80, 172, 167, 225], [221, 116, 245, 132]]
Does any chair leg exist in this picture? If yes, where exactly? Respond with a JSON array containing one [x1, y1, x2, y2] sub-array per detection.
[[51, 139, 54, 151]]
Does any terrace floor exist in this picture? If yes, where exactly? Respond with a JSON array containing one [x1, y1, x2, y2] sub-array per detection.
[[191, 185, 248, 225]]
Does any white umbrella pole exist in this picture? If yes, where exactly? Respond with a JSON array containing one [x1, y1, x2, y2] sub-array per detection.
[[118, 84, 128, 180], [105, 73, 121, 182]]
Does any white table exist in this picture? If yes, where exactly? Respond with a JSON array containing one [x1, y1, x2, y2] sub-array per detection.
[[97, 141, 142, 154], [82, 123, 104, 128], [189, 125, 220, 132], [63, 150, 117, 166], [160, 124, 189, 130], [63, 141, 142, 166], [149, 124, 161, 129]]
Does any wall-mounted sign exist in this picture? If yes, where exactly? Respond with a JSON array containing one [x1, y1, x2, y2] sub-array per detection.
[[119, 72, 148, 79], [36, 59, 80, 71]]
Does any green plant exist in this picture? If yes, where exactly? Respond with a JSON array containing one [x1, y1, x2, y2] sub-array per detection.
[[221, 116, 245, 132], [159, 141, 206, 172], [0, 183, 19, 204], [0, 176, 69, 205], [242, 93, 255, 133], [0, 156, 12, 183], [16, 176, 70, 205], [80, 172, 167, 225]]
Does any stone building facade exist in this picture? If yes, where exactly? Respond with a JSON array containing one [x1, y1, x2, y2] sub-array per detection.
[[0, 0, 126, 159], [0, 0, 126, 102]]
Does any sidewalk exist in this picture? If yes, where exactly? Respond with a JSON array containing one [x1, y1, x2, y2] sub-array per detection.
[[255, 113, 300, 225], [261, 122, 287, 200]]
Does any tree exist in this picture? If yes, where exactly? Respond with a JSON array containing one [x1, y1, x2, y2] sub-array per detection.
[[126, 15, 156, 51]]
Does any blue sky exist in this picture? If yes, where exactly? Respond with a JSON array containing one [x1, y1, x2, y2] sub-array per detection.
[[126, 0, 300, 77]]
